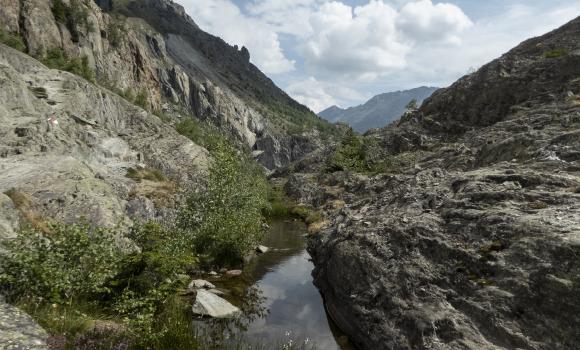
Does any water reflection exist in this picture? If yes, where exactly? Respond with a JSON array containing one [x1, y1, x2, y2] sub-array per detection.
[[206, 221, 354, 350]]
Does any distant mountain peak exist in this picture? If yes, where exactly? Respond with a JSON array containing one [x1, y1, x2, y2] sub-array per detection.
[[319, 87, 438, 132]]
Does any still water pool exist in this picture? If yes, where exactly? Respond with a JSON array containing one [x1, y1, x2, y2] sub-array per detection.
[[203, 221, 354, 349]]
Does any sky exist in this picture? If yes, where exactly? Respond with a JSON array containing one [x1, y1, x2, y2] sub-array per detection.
[[175, 0, 580, 113]]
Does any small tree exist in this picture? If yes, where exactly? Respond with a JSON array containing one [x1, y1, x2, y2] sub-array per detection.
[[405, 99, 418, 111]]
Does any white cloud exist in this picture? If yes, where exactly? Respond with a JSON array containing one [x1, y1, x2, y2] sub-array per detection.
[[397, 0, 473, 44], [286, 76, 368, 112], [176, 0, 580, 113], [300, 0, 472, 81], [286, 77, 337, 113], [178, 0, 295, 74]]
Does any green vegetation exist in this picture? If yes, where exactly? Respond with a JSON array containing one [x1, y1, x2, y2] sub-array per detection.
[[405, 98, 418, 111], [0, 223, 120, 304], [107, 14, 127, 47], [544, 48, 569, 58], [41, 48, 94, 82], [176, 138, 269, 266], [0, 29, 25, 51], [327, 129, 370, 172], [258, 99, 339, 140], [126, 167, 166, 182], [51, 0, 93, 42]]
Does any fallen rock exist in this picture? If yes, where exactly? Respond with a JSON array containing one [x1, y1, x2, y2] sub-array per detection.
[[187, 279, 216, 292], [256, 245, 269, 254], [191, 290, 240, 318], [226, 270, 243, 277]]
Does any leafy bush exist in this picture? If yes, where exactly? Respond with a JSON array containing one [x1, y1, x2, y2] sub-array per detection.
[[177, 139, 269, 266], [0, 29, 25, 51], [42, 48, 95, 82], [0, 223, 121, 304]]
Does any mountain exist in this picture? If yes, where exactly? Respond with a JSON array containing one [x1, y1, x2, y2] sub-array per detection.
[[0, 0, 339, 239], [281, 16, 580, 350], [318, 86, 438, 132], [0, 0, 336, 170]]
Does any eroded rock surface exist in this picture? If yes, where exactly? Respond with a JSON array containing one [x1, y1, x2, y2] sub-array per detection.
[[0, 301, 48, 349], [279, 16, 580, 350], [0, 43, 208, 229]]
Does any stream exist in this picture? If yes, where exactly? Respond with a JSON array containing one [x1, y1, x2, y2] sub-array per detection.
[[200, 220, 354, 349]]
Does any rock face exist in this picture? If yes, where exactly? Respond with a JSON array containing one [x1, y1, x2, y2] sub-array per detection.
[[283, 16, 580, 350], [0, 301, 48, 349], [0, 0, 331, 169], [319, 87, 438, 133], [191, 290, 240, 319], [0, 43, 208, 229]]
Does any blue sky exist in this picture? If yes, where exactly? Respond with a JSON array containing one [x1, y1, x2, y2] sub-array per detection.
[[176, 0, 580, 112]]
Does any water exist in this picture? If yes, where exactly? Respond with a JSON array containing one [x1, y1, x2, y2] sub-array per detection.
[[207, 220, 354, 349]]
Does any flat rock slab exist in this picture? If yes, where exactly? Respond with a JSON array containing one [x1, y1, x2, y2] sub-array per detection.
[[256, 245, 269, 254], [226, 270, 242, 276], [192, 290, 240, 319], [0, 302, 48, 349]]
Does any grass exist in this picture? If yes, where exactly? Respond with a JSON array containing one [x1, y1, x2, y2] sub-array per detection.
[[41, 48, 95, 83], [3, 188, 49, 233], [0, 28, 26, 51], [126, 167, 166, 182], [544, 48, 569, 58]]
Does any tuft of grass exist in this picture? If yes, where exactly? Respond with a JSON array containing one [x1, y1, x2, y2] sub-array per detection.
[[3, 188, 49, 233], [126, 167, 166, 182], [544, 48, 569, 58], [0, 28, 26, 51]]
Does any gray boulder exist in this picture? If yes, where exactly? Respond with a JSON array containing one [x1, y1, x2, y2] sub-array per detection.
[[191, 290, 240, 319]]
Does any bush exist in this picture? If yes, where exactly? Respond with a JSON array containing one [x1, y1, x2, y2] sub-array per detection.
[[126, 167, 166, 182], [544, 48, 568, 58], [107, 15, 127, 47], [177, 139, 269, 266], [42, 48, 95, 82], [51, 0, 93, 41], [0, 222, 121, 304], [0, 29, 25, 51], [327, 129, 369, 172]]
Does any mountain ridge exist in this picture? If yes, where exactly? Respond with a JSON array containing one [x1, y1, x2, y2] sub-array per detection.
[[319, 86, 438, 132]]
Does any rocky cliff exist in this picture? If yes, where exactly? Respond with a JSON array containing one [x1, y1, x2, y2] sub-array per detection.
[[282, 16, 580, 350], [319, 87, 438, 133], [0, 0, 333, 170]]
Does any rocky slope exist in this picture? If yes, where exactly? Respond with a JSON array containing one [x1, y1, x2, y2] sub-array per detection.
[[319, 87, 438, 132], [282, 16, 580, 350], [0, 0, 333, 170]]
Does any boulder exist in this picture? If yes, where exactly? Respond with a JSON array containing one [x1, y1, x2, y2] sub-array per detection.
[[256, 245, 269, 254], [187, 279, 215, 292], [191, 290, 240, 318], [0, 193, 19, 240]]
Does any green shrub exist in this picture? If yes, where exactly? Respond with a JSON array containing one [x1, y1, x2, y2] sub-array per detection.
[[177, 139, 269, 266], [263, 186, 291, 219], [107, 15, 127, 47], [0, 222, 121, 304], [134, 89, 149, 110], [544, 48, 569, 58], [327, 129, 369, 172], [42, 48, 95, 82], [0, 29, 25, 51], [51, 0, 93, 41]]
